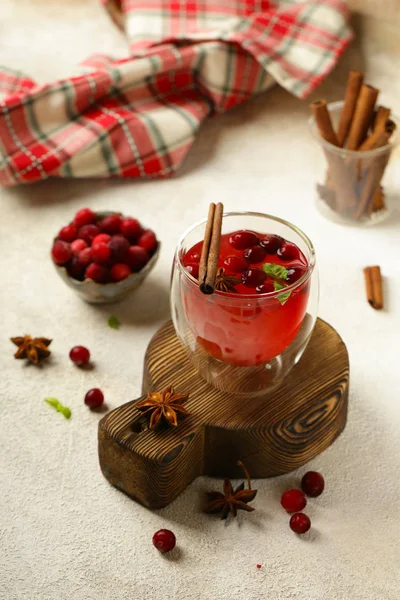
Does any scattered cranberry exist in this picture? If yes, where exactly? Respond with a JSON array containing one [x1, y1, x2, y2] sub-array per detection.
[[77, 247, 93, 268], [71, 239, 88, 256], [286, 266, 306, 284], [242, 268, 266, 288], [99, 214, 121, 235], [277, 243, 300, 262], [244, 245, 267, 264], [85, 262, 108, 283], [78, 224, 100, 244], [229, 230, 259, 250], [69, 345, 90, 366], [301, 471, 325, 497], [58, 224, 77, 243], [185, 263, 199, 278], [51, 241, 72, 265], [281, 489, 307, 513], [111, 263, 131, 282], [256, 564, 262, 570], [92, 233, 111, 246], [256, 280, 275, 294], [152, 529, 176, 554], [109, 235, 130, 262], [223, 255, 248, 272], [127, 246, 149, 272], [74, 208, 96, 228], [259, 234, 283, 253], [92, 242, 111, 264], [84, 388, 104, 408], [290, 513, 311, 534], [138, 230, 158, 253], [121, 217, 143, 240]]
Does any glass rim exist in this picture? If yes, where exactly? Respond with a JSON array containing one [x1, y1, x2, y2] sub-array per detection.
[[175, 211, 316, 300], [308, 100, 399, 158]]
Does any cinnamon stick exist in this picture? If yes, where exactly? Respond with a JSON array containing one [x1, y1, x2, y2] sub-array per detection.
[[199, 202, 223, 295], [363, 266, 383, 310], [373, 106, 391, 133], [371, 186, 385, 213], [311, 100, 339, 147], [347, 84, 379, 150], [358, 129, 390, 152], [199, 203, 215, 289], [337, 71, 364, 147]]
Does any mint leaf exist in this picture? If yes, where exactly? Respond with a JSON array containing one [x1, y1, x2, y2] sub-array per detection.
[[262, 263, 289, 280], [273, 281, 291, 304], [44, 398, 72, 419], [108, 315, 120, 330]]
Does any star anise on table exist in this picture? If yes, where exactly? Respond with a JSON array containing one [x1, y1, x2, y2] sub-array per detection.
[[214, 268, 241, 293], [137, 385, 190, 430], [204, 461, 257, 519], [10, 335, 52, 365]]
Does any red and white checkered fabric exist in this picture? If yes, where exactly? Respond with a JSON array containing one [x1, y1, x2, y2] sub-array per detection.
[[0, 1, 352, 186]]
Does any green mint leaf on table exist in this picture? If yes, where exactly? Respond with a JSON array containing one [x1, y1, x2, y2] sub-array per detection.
[[108, 315, 120, 329], [262, 262, 291, 305], [44, 398, 71, 419]]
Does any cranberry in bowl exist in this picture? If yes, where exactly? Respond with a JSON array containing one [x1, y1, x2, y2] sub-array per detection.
[[51, 210, 160, 304]]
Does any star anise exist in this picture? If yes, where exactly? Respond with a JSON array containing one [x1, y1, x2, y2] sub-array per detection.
[[10, 335, 52, 365], [204, 461, 257, 519], [137, 385, 190, 430], [214, 268, 241, 293]]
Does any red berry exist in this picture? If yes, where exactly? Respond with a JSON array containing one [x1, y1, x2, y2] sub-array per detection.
[[185, 263, 199, 278], [256, 564, 262, 570], [120, 217, 143, 240], [301, 471, 325, 497], [84, 388, 104, 408], [92, 242, 111, 264], [186, 251, 201, 263], [92, 233, 111, 246], [127, 246, 149, 272], [229, 230, 259, 250], [256, 280, 275, 294], [242, 268, 266, 288], [109, 235, 130, 262], [99, 214, 121, 235], [281, 489, 307, 513], [138, 230, 158, 253], [69, 345, 90, 366], [243, 245, 267, 264], [85, 262, 108, 283], [259, 234, 284, 254], [223, 255, 248, 273], [67, 256, 85, 281], [74, 208, 96, 228], [277, 243, 300, 262], [77, 247, 93, 268], [51, 240, 72, 265], [152, 529, 176, 553], [71, 239, 88, 256], [58, 224, 78, 243], [290, 513, 311, 534], [111, 263, 131, 281], [78, 224, 100, 244]]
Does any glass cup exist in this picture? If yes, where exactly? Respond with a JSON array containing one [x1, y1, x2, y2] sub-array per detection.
[[309, 101, 399, 226], [171, 212, 319, 396]]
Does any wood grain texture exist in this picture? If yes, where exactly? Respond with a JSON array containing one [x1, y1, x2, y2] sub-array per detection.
[[98, 318, 349, 509]]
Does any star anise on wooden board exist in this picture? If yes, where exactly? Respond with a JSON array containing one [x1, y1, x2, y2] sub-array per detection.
[[10, 335, 52, 365], [214, 268, 241, 293], [137, 385, 190, 430], [204, 461, 257, 519]]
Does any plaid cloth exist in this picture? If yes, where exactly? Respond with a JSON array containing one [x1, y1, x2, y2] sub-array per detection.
[[0, 1, 352, 186]]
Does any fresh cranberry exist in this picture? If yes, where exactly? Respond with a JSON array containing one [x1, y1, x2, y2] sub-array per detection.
[[152, 529, 176, 553], [290, 513, 311, 534], [51, 240, 72, 265], [286, 266, 306, 284], [92, 242, 111, 264], [281, 489, 307, 513], [84, 388, 104, 408], [223, 255, 249, 273], [229, 230, 259, 250], [74, 208, 96, 228], [71, 239, 88, 256], [185, 263, 199, 278], [256, 281, 275, 294], [242, 268, 266, 288], [67, 257, 85, 281], [301, 471, 325, 497], [109, 236, 130, 262], [78, 224, 100, 244], [85, 262, 108, 283], [77, 247, 93, 268], [277, 243, 300, 262], [138, 230, 158, 253], [186, 251, 201, 263], [69, 345, 90, 366], [120, 217, 143, 240], [244, 245, 267, 264], [58, 224, 78, 243], [259, 234, 284, 254], [111, 263, 131, 281], [92, 233, 111, 246], [127, 246, 149, 272], [99, 214, 121, 235]]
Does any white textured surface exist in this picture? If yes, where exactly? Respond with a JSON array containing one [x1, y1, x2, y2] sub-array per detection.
[[1, 3, 400, 600]]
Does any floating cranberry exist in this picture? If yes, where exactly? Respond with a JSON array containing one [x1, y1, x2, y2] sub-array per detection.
[[85, 262, 108, 283], [99, 214, 121, 235], [78, 224, 100, 244], [277, 243, 300, 262], [301, 471, 325, 497], [121, 217, 143, 240], [74, 208, 96, 228], [281, 489, 307, 513], [51, 241, 72, 265], [138, 230, 158, 253], [92, 242, 111, 264], [70, 239, 88, 256], [259, 234, 283, 254], [256, 281, 275, 294], [92, 233, 111, 246], [286, 266, 306, 284], [244, 245, 267, 264], [185, 263, 199, 278], [127, 246, 149, 272], [69, 345, 90, 366], [223, 255, 249, 273], [152, 529, 176, 553], [242, 268, 266, 288], [84, 388, 104, 408], [109, 236, 130, 262], [229, 230, 259, 250], [290, 513, 311, 534], [186, 251, 201, 263], [111, 263, 131, 282], [58, 224, 78, 243]]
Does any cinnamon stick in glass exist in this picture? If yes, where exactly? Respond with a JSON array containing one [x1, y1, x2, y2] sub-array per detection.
[[311, 100, 340, 147], [199, 202, 223, 295], [337, 71, 364, 147], [363, 266, 383, 310], [347, 84, 379, 150], [373, 106, 391, 133]]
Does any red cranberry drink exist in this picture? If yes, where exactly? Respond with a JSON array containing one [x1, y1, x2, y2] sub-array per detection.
[[181, 229, 310, 366]]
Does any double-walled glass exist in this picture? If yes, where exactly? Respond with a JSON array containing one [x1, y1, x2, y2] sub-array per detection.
[[171, 212, 319, 396]]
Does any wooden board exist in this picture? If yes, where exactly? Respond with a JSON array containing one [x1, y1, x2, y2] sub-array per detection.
[[98, 318, 349, 509]]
